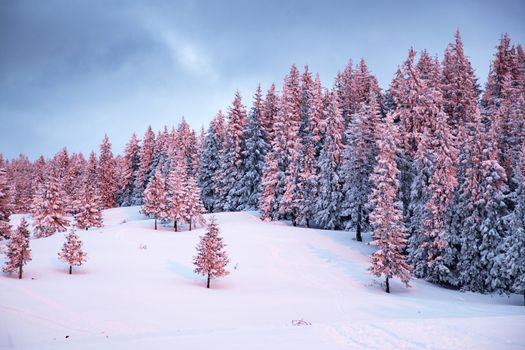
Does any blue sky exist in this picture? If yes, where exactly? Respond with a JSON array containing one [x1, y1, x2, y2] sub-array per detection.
[[1, 0, 524, 160]]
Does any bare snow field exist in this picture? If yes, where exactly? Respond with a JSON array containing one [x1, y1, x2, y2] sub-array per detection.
[[1, 206, 524, 349]]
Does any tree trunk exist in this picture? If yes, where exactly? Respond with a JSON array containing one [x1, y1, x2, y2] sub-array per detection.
[[356, 205, 362, 242], [69, 265, 72, 275], [206, 273, 210, 288], [154, 217, 157, 230], [306, 218, 310, 228], [174, 220, 178, 232], [85, 227, 88, 231], [189, 217, 193, 231], [385, 276, 390, 293], [18, 263, 22, 279]]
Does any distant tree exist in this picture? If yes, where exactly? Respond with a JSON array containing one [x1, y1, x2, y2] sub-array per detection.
[[133, 126, 155, 204], [193, 217, 229, 288], [58, 229, 87, 274], [182, 177, 206, 231], [32, 173, 69, 238], [74, 173, 103, 230], [259, 151, 281, 221], [261, 83, 279, 144], [0, 164, 12, 240], [3, 218, 31, 279], [6, 155, 34, 213], [142, 166, 168, 230], [97, 135, 118, 209], [166, 150, 186, 232], [369, 114, 411, 293], [118, 133, 140, 206]]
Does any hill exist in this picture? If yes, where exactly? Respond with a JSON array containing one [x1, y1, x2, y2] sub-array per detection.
[[1, 207, 524, 349]]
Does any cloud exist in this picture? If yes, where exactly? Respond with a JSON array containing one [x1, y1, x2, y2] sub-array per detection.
[[136, 8, 218, 81]]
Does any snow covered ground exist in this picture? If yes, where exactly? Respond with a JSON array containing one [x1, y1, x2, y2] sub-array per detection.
[[1, 207, 524, 349]]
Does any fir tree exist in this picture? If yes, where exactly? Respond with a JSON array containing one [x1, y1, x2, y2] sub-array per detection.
[[215, 92, 247, 211], [314, 90, 344, 229], [504, 146, 525, 305], [259, 151, 281, 221], [58, 229, 87, 274], [3, 218, 31, 279], [340, 91, 380, 240], [32, 173, 69, 238], [235, 85, 269, 210], [142, 166, 168, 230], [199, 111, 225, 212], [0, 165, 12, 240], [166, 149, 186, 231], [193, 217, 229, 288], [261, 84, 279, 144], [458, 116, 510, 293], [294, 73, 324, 227], [97, 135, 117, 209], [118, 133, 140, 206], [74, 174, 103, 230], [441, 30, 479, 132], [369, 113, 411, 293], [133, 126, 155, 204], [181, 176, 205, 231]]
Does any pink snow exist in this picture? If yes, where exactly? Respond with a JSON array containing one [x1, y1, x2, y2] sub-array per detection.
[[0, 207, 523, 349]]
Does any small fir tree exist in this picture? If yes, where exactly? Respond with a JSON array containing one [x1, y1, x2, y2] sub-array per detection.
[[193, 217, 229, 288], [58, 228, 87, 274], [3, 218, 31, 279]]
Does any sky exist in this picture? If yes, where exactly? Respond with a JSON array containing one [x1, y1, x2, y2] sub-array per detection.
[[1, 0, 524, 160]]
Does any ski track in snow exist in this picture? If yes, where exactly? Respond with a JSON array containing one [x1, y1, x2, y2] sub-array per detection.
[[0, 207, 524, 349]]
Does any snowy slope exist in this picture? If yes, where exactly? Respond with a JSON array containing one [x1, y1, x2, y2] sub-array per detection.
[[0, 207, 524, 350]]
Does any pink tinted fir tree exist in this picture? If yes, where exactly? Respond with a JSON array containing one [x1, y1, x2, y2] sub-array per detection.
[[193, 216, 229, 288], [261, 83, 278, 144], [74, 172, 103, 230], [58, 228, 87, 274], [167, 148, 186, 231], [259, 150, 280, 221], [141, 166, 168, 230], [182, 176, 205, 231], [97, 135, 118, 209], [0, 163, 12, 240], [134, 126, 155, 204], [6, 155, 33, 213], [369, 113, 411, 293], [32, 173, 69, 238], [119, 133, 140, 206], [3, 218, 31, 279]]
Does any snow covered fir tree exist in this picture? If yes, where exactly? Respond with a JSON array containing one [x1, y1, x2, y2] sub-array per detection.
[[58, 229, 88, 275], [2, 218, 31, 279], [0, 31, 524, 302], [193, 217, 230, 288]]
